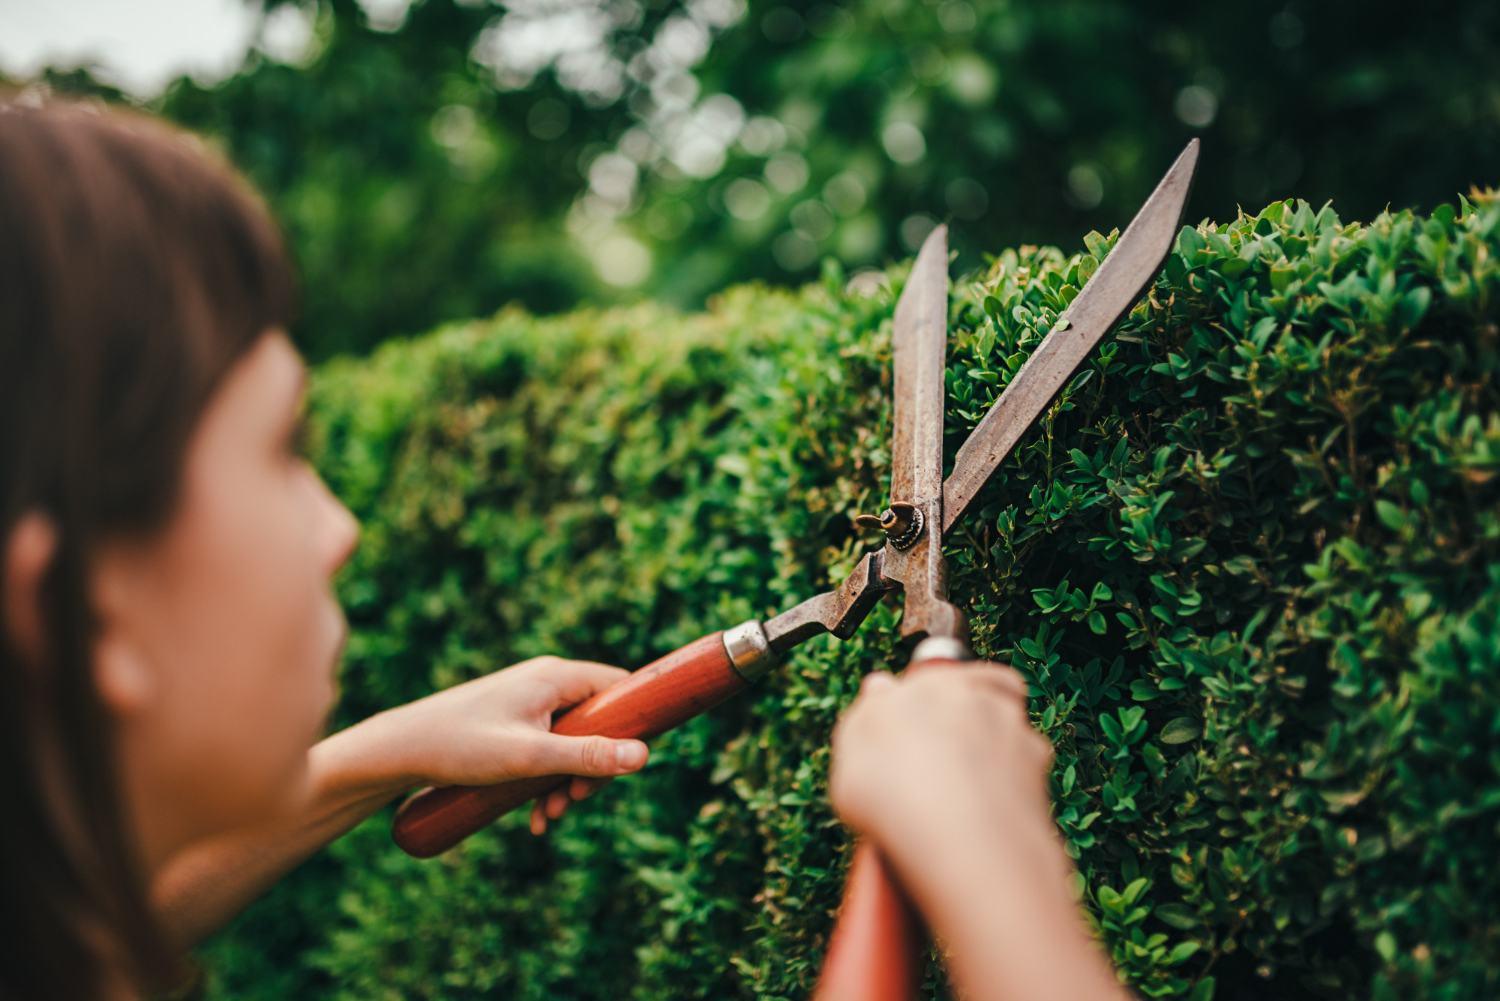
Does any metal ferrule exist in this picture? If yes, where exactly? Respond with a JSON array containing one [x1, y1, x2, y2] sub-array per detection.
[[910, 635, 972, 665], [722, 619, 775, 682]]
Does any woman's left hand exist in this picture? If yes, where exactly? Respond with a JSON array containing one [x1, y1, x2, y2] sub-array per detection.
[[353, 656, 648, 835]]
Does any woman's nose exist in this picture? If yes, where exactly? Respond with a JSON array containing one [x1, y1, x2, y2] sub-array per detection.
[[316, 475, 359, 574]]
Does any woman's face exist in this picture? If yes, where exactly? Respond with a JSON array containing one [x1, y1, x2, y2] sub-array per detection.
[[92, 330, 357, 857]]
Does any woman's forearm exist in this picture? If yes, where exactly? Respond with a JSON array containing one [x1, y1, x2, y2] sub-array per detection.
[[151, 712, 411, 947], [882, 799, 1129, 1001], [151, 657, 653, 947]]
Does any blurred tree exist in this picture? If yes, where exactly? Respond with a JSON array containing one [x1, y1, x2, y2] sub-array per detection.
[[621, 0, 1500, 302], [158, 0, 620, 358], [9, 0, 1498, 356]]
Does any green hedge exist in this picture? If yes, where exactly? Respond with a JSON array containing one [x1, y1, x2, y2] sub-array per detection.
[[200, 193, 1500, 1000]]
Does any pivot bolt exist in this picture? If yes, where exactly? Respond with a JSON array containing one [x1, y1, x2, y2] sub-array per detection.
[[853, 502, 924, 550]]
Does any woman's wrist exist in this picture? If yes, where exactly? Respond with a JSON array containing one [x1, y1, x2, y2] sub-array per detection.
[[307, 709, 423, 809], [873, 788, 1126, 1001]]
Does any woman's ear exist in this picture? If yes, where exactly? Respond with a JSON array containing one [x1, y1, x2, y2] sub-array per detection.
[[3, 511, 58, 670], [93, 631, 157, 715], [89, 548, 158, 716]]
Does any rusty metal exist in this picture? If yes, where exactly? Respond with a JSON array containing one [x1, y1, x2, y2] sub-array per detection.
[[764, 551, 890, 652], [880, 223, 965, 643], [942, 139, 1200, 533], [768, 141, 1198, 660], [853, 503, 923, 549]]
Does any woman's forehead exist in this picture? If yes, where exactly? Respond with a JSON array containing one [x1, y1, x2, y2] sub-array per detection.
[[204, 330, 305, 429]]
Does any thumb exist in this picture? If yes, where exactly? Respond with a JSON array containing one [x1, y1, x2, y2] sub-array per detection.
[[523, 732, 649, 778]]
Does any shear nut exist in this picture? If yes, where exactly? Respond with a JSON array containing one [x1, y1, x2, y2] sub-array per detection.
[[887, 505, 924, 550]]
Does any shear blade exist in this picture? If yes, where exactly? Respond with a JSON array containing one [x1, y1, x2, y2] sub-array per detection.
[[942, 139, 1200, 532]]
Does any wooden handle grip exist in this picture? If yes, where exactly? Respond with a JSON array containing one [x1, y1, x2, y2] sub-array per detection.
[[813, 842, 922, 1001], [392, 631, 749, 857]]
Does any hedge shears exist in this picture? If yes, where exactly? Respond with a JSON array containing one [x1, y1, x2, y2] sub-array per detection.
[[393, 140, 1198, 998]]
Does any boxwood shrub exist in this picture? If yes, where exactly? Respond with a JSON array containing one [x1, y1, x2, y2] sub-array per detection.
[[199, 193, 1500, 1000]]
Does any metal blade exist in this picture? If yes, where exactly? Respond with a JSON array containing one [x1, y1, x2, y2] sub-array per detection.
[[890, 223, 949, 508], [942, 139, 1200, 532], [881, 224, 965, 641]]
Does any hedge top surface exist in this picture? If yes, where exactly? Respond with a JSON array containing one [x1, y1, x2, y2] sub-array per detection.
[[204, 191, 1500, 1001]]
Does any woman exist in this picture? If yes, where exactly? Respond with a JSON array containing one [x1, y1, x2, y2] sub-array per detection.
[[0, 98, 1125, 1001]]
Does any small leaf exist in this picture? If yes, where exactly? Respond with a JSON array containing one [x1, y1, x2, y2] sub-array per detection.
[[1176, 225, 1204, 259], [1160, 717, 1201, 744], [1374, 499, 1407, 532], [1395, 286, 1432, 329], [1155, 903, 1199, 929], [1167, 940, 1202, 965]]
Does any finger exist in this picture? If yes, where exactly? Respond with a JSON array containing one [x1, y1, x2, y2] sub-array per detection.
[[546, 787, 570, 820], [916, 662, 1029, 703], [520, 732, 649, 778], [860, 671, 897, 694], [970, 663, 1029, 702], [570, 776, 608, 801], [529, 659, 633, 708], [530, 801, 547, 836]]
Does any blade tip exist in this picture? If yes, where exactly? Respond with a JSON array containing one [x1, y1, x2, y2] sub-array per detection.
[[919, 223, 949, 257], [1172, 138, 1202, 178]]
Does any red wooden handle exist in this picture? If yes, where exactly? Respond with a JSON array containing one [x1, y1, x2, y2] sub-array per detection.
[[813, 842, 923, 1001], [392, 631, 749, 857]]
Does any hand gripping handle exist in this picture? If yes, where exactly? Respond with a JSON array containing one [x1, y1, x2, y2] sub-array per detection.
[[391, 623, 772, 858]]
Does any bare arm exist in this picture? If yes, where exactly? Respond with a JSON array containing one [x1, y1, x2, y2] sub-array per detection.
[[152, 657, 651, 946], [152, 714, 409, 946], [829, 667, 1129, 1001]]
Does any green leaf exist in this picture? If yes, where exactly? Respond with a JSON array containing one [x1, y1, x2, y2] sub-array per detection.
[[1374, 499, 1408, 532], [1100, 713, 1124, 744], [1154, 903, 1200, 929], [1177, 225, 1204, 259], [1160, 717, 1201, 744], [1395, 286, 1432, 329], [1167, 940, 1202, 964]]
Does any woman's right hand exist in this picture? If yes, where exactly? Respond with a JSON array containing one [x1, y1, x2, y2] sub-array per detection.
[[827, 663, 1131, 1001], [828, 661, 1054, 854]]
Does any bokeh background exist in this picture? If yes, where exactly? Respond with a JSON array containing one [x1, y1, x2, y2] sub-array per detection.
[[4, 0, 1498, 359], [5, 4, 1500, 1000]]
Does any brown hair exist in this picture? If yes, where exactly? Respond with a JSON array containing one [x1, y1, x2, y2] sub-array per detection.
[[0, 96, 296, 999]]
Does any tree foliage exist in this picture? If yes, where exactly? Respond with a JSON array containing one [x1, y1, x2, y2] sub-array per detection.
[[18, 0, 1497, 359], [198, 192, 1500, 999]]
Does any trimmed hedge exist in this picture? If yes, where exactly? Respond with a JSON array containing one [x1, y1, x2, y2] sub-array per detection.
[[201, 193, 1500, 1000]]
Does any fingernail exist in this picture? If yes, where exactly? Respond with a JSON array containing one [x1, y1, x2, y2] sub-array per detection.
[[615, 741, 646, 770]]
